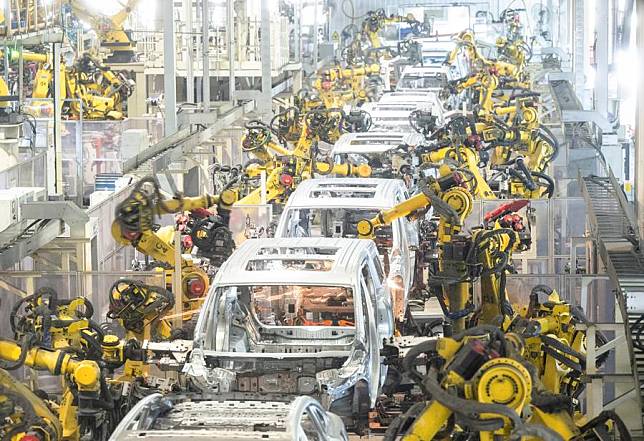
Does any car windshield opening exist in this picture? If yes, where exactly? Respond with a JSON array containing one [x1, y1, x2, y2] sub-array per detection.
[[285, 207, 394, 246], [250, 285, 355, 327], [398, 73, 446, 89]]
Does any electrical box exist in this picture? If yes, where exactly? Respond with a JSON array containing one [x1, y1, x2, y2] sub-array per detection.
[[626, 291, 644, 314]]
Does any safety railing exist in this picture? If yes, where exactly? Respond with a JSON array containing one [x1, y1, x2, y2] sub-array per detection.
[[0, 150, 47, 190], [136, 16, 293, 74], [1, 0, 65, 37]]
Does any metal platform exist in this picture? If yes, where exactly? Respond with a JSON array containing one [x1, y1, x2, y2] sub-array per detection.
[[0, 200, 89, 269], [0, 27, 64, 46], [0, 219, 63, 269], [581, 170, 644, 434]]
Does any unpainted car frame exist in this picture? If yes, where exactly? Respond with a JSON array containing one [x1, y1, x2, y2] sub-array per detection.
[[274, 178, 420, 323], [183, 237, 395, 431], [108, 393, 348, 441], [331, 131, 424, 180]]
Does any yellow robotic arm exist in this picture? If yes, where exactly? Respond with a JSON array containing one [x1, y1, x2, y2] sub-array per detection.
[[357, 171, 473, 240], [391, 326, 627, 441], [0, 369, 62, 441], [112, 191, 228, 266], [473, 200, 531, 325], [112, 177, 237, 301], [318, 64, 381, 81], [362, 9, 426, 49], [417, 144, 496, 200], [67, 0, 140, 62], [241, 120, 293, 168], [235, 160, 372, 206], [0, 339, 102, 440], [0, 340, 100, 392], [313, 160, 372, 177], [235, 166, 290, 206], [503, 285, 605, 398], [112, 177, 236, 261]]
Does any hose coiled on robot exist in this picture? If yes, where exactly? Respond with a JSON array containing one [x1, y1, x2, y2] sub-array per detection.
[[417, 172, 461, 227]]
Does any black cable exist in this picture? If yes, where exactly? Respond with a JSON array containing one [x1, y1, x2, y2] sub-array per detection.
[[115, 177, 173, 237], [0, 336, 34, 370], [401, 339, 437, 387], [422, 369, 518, 431], [452, 324, 510, 356], [418, 176, 460, 226], [242, 157, 267, 170], [0, 388, 59, 441], [382, 402, 432, 441], [10, 292, 42, 333], [531, 171, 555, 198], [340, 0, 368, 21], [535, 124, 560, 164], [576, 410, 632, 441], [540, 334, 586, 371]]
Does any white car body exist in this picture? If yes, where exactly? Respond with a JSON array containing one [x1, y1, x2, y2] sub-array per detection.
[[411, 37, 456, 67], [378, 90, 438, 106], [274, 179, 419, 322], [362, 99, 443, 131], [109, 394, 348, 441], [330, 131, 424, 179], [184, 237, 394, 428], [396, 65, 447, 93]]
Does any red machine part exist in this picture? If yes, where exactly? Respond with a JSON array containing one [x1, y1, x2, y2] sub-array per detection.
[[484, 199, 529, 223]]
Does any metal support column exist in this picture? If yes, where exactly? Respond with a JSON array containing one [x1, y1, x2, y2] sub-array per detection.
[[3, 46, 8, 87], [3, 1, 10, 38], [202, 0, 210, 112], [636, 3, 644, 237], [585, 325, 603, 418], [295, 0, 302, 63], [172, 230, 183, 328], [572, 0, 585, 96], [227, 0, 235, 102], [259, 0, 272, 119], [594, 0, 609, 118], [163, 0, 178, 135], [313, 0, 319, 68], [184, 0, 194, 103], [53, 43, 63, 194], [18, 46, 23, 103]]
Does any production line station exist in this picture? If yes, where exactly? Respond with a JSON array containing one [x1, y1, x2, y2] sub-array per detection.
[[0, 0, 642, 440]]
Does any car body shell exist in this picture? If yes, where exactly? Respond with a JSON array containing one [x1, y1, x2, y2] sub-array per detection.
[[377, 90, 440, 106], [396, 65, 448, 93], [410, 37, 456, 66], [361, 94, 444, 131], [330, 128, 424, 180], [108, 393, 348, 441], [183, 237, 394, 426], [274, 179, 419, 322], [331, 131, 424, 155]]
